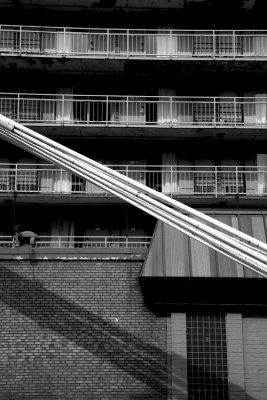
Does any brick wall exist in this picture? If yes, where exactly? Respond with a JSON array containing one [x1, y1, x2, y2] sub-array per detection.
[[243, 318, 267, 400], [0, 260, 167, 400]]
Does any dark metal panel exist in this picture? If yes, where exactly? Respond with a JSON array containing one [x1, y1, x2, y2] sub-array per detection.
[[139, 276, 267, 315]]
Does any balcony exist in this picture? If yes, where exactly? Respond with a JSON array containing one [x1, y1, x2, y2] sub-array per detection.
[[1, 93, 267, 129], [1, 26, 267, 60], [0, 164, 266, 198], [0, 235, 151, 249]]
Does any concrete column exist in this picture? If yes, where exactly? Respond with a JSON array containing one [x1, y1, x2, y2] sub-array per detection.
[[167, 313, 187, 400], [226, 314, 245, 400]]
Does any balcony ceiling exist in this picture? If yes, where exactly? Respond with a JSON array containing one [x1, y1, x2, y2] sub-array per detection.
[[0, 0, 257, 11], [1, 0, 263, 29], [2, 54, 267, 71]]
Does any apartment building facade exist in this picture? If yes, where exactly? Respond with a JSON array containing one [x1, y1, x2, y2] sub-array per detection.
[[1, 1, 267, 399]]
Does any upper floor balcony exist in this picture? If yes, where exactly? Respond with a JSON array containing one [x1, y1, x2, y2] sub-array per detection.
[[0, 234, 151, 249], [1, 164, 267, 199], [1, 93, 267, 132], [0, 233, 150, 259], [1, 25, 267, 61]]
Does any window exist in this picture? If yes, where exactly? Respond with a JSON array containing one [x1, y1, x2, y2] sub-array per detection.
[[187, 315, 229, 400]]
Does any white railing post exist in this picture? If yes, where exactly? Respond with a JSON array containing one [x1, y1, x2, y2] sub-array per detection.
[[171, 165, 173, 196], [126, 96, 129, 126], [233, 30, 236, 58], [236, 166, 239, 194], [19, 26, 22, 54], [60, 168, 63, 192], [107, 29, 109, 58], [170, 30, 172, 58], [105, 236, 107, 248], [17, 93, 20, 123], [215, 166, 218, 198], [126, 29, 129, 58], [106, 96, 109, 125], [213, 30, 216, 58], [170, 96, 172, 126], [15, 164, 18, 191], [234, 97, 237, 127], [63, 27, 66, 56], [213, 97, 216, 126], [62, 94, 65, 123]]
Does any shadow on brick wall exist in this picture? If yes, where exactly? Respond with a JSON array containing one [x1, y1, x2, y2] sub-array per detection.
[[0, 265, 258, 399]]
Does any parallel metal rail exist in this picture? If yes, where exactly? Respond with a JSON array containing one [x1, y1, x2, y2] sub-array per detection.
[[1, 93, 267, 128], [1, 26, 267, 60], [0, 164, 266, 197], [1, 114, 267, 276]]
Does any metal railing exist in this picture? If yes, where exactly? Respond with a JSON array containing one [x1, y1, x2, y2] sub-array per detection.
[[0, 164, 266, 197], [1, 93, 267, 128], [1, 26, 267, 59], [0, 235, 151, 248]]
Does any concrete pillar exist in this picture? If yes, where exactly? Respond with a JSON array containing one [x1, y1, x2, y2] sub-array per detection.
[[167, 313, 188, 400], [226, 314, 245, 400]]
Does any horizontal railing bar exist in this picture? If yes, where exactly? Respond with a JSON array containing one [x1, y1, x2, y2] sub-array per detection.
[[0, 235, 152, 248], [2, 24, 267, 33], [1, 92, 267, 100], [0, 235, 152, 239], [0, 93, 267, 129], [1, 163, 267, 169], [0, 163, 266, 197], [1, 25, 267, 61]]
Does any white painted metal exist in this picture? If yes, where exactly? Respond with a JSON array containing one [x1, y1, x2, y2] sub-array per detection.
[[0, 163, 265, 196], [1, 130, 267, 274], [1, 25, 267, 60], [0, 235, 151, 248], [1, 115, 267, 260], [0, 93, 266, 129], [0, 114, 267, 276], [1, 114, 266, 258]]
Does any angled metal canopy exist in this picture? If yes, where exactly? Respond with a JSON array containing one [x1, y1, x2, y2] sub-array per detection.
[[0, 113, 267, 277]]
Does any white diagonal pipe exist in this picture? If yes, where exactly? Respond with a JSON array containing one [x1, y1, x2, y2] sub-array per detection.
[[1, 120, 267, 266], [1, 124, 267, 276], [0, 123, 267, 269], [0, 113, 266, 255], [1, 126, 267, 276]]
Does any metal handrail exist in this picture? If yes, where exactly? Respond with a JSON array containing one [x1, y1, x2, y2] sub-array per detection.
[[0, 235, 152, 248], [0, 93, 267, 128], [0, 164, 266, 197], [1, 25, 267, 59], [4, 25, 267, 32]]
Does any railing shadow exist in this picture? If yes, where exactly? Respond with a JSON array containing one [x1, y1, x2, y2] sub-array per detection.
[[0, 265, 176, 398], [0, 265, 258, 399]]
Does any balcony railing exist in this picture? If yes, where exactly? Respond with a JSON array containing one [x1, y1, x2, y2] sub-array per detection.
[[1, 93, 267, 128], [0, 164, 267, 197], [1, 26, 267, 60], [0, 235, 151, 249]]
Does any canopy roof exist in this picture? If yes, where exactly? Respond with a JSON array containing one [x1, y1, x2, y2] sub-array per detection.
[[141, 212, 266, 278]]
